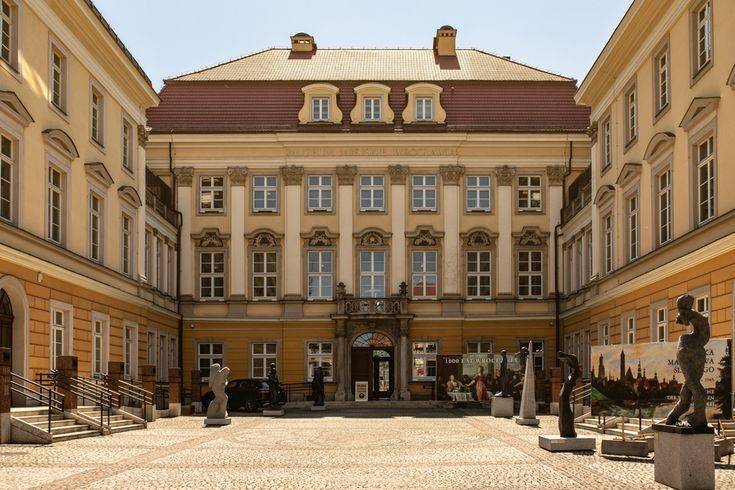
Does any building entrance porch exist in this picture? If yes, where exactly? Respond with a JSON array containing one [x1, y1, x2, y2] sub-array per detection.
[[351, 332, 394, 399]]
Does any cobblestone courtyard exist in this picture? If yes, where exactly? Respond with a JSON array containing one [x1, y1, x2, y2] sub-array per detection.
[[1, 409, 735, 489]]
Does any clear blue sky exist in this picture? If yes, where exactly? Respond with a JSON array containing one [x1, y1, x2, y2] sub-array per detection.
[[94, 0, 632, 91]]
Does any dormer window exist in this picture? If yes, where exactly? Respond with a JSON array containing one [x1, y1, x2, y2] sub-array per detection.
[[351, 83, 393, 124], [364, 98, 381, 121], [416, 98, 433, 121], [312, 97, 329, 121]]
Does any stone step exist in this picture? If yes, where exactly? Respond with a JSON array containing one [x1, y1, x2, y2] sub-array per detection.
[[77, 412, 124, 422], [10, 407, 59, 417], [30, 418, 77, 429], [49, 424, 98, 435], [15, 414, 66, 424], [110, 424, 145, 434], [109, 419, 136, 428], [51, 429, 101, 443]]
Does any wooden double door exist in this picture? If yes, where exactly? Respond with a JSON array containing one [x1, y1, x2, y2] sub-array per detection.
[[0, 289, 12, 356], [351, 347, 394, 400]]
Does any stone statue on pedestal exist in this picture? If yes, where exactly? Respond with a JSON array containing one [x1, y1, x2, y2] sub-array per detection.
[[311, 366, 325, 407], [557, 351, 580, 438], [205, 364, 230, 424], [495, 350, 512, 397], [664, 294, 710, 428], [267, 363, 283, 408]]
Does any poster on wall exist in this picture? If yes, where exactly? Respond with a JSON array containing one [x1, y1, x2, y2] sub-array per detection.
[[590, 339, 731, 418], [435, 353, 521, 402], [354, 381, 369, 402]]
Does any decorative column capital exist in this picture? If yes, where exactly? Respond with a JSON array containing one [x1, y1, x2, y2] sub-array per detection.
[[280, 165, 304, 185], [336, 165, 358, 185], [137, 125, 148, 148], [388, 165, 409, 185], [173, 167, 194, 187], [546, 165, 567, 186], [439, 165, 464, 185], [495, 165, 516, 186], [227, 166, 248, 186]]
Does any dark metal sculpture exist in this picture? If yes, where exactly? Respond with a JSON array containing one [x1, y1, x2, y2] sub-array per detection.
[[664, 294, 710, 428], [495, 350, 513, 397], [267, 362, 283, 408], [311, 366, 325, 407], [558, 351, 580, 438]]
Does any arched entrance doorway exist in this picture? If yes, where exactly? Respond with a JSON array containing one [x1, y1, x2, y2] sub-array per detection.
[[0, 289, 12, 356], [351, 332, 394, 399], [0, 276, 29, 382]]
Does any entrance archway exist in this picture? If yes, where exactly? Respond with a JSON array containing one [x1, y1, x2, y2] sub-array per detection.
[[0, 275, 29, 380], [351, 332, 394, 399]]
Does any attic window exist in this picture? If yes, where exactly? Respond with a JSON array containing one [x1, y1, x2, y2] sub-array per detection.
[[312, 98, 329, 121], [299, 84, 342, 125], [402, 83, 445, 124]]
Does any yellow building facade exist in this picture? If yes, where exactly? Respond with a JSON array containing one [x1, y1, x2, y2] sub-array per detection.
[[559, 0, 735, 376], [0, 0, 178, 387]]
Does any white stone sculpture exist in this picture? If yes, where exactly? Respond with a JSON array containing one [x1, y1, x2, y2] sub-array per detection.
[[204, 364, 231, 426], [515, 341, 539, 426]]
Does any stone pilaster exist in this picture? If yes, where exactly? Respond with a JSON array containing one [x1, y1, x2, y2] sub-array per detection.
[[334, 320, 347, 401], [398, 319, 411, 401], [228, 167, 248, 302], [174, 167, 194, 299], [547, 165, 565, 294], [281, 166, 304, 299], [440, 165, 464, 298], [337, 166, 356, 293], [168, 367, 181, 417], [496, 166, 515, 297], [390, 165, 407, 293]]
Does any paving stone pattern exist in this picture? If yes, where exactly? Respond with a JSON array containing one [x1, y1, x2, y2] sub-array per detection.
[[1, 409, 734, 489]]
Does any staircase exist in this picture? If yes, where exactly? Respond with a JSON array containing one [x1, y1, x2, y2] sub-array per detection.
[[576, 416, 651, 437], [76, 405, 146, 434], [10, 407, 99, 443]]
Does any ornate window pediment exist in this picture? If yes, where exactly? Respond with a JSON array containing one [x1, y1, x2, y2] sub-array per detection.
[[85, 162, 114, 188], [679, 97, 719, 131], [643, 132, 676, 162], [513, 226, 549, 247], [248, 230, 281, 248], [615, 162, 642, 188], [42, 128, 78, 160], [192, 228, 230, 248], [0, 91, 34, 127], [594, 184, 615, 206], [118, 185, 142, 208], [461, 229, 497, 248], [301, 228, 338, 247], [406, 226, 444, 247], [356, 229, 390, 247]]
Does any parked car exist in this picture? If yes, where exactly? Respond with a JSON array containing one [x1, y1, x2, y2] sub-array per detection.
[[202, 378, 285, 412]]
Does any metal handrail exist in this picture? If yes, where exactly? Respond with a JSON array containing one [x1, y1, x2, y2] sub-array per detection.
[[37, 371, 113, 434], [10, 372, 65, 433]]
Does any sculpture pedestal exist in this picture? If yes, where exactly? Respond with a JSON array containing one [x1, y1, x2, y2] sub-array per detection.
[[600, 438, 652, 457], [549, 402, 559, 415], [538, 435, 595, 452], [311, 405, 326, 411], [653, 424, 714, 490], [491, 396, 513, 417], [204, 418, 231, 426], [263, 409, 285, 417], [514, 417, 539, 426]]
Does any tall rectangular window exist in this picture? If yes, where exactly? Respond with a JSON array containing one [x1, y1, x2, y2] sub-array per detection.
[[363, 97, 381, 121], [412, 342, 437, 381], [522, 340, 545, 371], [88, 192, 102, 262], [307, 251, 332, 300], [0, 134, 13, 222], [585, 229, 593, 282], [657, 169, 672, 245], [696, 136, 715, 224], [252, 251, 277, 299], [144, 230, 152, 281], [92, 317, 108, 377], [0, 1, 14, 67], [307, 175, 332, 211], [517, 250, 543, 298], [198, 343, 223, 381], [415, 97, 433, 121], [307, 342, 333, 381], [655, 307, 667, 342], [251, 343, 277, 379], [359, 175, 384, 211], [122, 120, 133, 171], [50, 46, 67, 113], [411, 251, 437, 298], [695, 295, 710, 317], [603, 213, 613, 274], [625, 85, 637, 144], [359, 251, 385, 298], [199, 176, 225, 213], [253, 176, 277, 212], [156, 237, 164, 291], [50, 308, 65, 370], [90, 88, 104, 146], [199, 251, 225, 299], [575, 235, 583, 288], [694, 1, 712, 73], [601, 118, 612, 171], [627, 194, 639, 261], [121, 213, 133, 276], [599, 323, 610, 346], [168, 244, 176, 296], [47, 167, 63, 244], [517, 176, 542, 211], [465, 176, 491, 211], [466, 251, 491, 298], [624, 316, 636, 344], [146, 331, 156, 365], [123, 324, 135, 378], [466, 341, 493, 354], [654, 48, 670, 114], [311, 97, 329, 121], [411, 175, 437, 211]]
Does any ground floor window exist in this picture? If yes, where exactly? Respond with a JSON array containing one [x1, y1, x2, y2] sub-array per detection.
[[465, 341, 493, 354], [518, 339, 544, 371], [412, 341, 437, 381], [123, 324, 137, 379], [198, 343, 223, 381], [307, 342, 333, 381], [92, 317, 107, 377], [252, 342, 277, 378], [50, 308, 65, 370], [655, 307, 667, 342]]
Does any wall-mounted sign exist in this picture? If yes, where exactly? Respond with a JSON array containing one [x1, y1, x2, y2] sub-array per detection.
[[355, 381, 369, 402]]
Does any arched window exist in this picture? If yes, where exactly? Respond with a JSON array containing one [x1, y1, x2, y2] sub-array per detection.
[[352, 332, 392, 348]]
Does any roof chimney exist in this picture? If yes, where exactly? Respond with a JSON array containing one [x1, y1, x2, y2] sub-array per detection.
[[290, 33, 316, 53], [433, 25, 457, 57]]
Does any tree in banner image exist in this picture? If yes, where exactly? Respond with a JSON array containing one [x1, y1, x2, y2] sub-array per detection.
[[713, 346, 732, 419]]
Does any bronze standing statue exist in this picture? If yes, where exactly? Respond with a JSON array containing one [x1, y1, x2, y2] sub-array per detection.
[[495, 350, 513, 397], [311, 366, 325, 407], [557, 351, 580, 438], [267, 362, 283, 408], [664, 294, 710, 428]]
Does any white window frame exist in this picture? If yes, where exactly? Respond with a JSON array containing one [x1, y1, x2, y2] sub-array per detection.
[[88, 191, 103, 262], [411, 174, 437, 212], [694, 0, 713, 74], [123, 322, 138, 380], [696, 135, 715, 225], [466, 250, 492, 299], [363, 97, 381, 121], [359, 250, 385, 298], [252, 250, 277, 300], [252, 175, 277, 212], [199, 175, 225, 214], [144, 229, 152, 281], [656, 168, 672, 245], [90, 85, 104, 146], [465, 176, 491, 212], [627, 193, 639, 261], [519, 339, 545, 371], [517, 250, 543, 298], [415, 97, 433, 121], [120, 212, 134, 276], [622, 314, 636, 344], [654, 47, 670, 114], [199, 251, 225, 300], [0, 132, 15, 223], [602, 211, 614, 274], [654, 306, 667, 343], [307, 250, 333, 300], [197, 342, 223, 382], [359, 175, 384, 212], [91, 312, 109, 377], [307, 342, 333, 381], [46, 165, 65, 245], [625, 84, 637, 144], [49, 42, 67, 114], [465, 340, 494, 354], [168, 336, 177, 370], [146, 330, 156, 366], [311, 97, 329, 121], [167, 243, 176, 296], [599, 322, 610, 346], [307, 175, 332, 212], [412, 341, 437, 381], [516, 175, 542, 212], [411, 250, 438, 299], [0, 0, 18, 71], [601, 117, 612, 171], [49, 301, 72, 370], [251, 342, 277, 379], [121, 118, 133, 172], [694, 294, 710, 317]]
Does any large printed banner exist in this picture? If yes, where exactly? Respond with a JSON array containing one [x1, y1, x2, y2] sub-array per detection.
[[436, 353, 521, 402], [590, 339, 731, 418]]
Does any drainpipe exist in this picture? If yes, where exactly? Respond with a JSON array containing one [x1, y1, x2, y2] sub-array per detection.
[[553, 140, 573, 366], [169, 135, 184, 380]]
